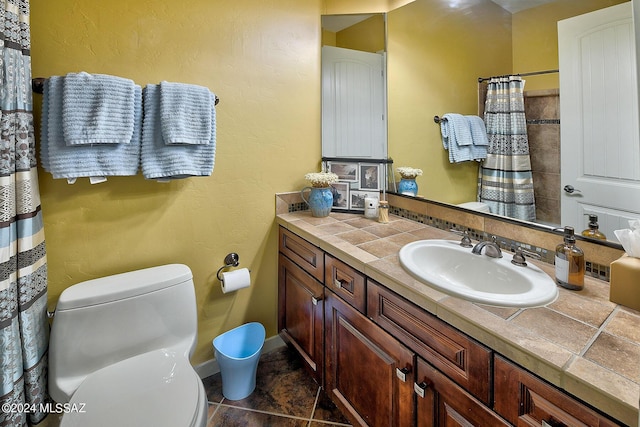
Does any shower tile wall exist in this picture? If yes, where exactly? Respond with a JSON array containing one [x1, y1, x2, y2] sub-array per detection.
[[525, 89, 561, 225]]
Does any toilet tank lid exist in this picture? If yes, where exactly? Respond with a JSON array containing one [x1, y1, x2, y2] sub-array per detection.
[[56, 264, 193, 311]]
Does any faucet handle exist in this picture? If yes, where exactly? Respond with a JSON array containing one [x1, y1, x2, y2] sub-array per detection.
[[511, 246, 541, 267], [449, 229, 473, 248]]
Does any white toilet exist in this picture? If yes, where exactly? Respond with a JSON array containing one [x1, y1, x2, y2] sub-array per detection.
[[49, 264, 208, 427], [456, 201, 491, 213]]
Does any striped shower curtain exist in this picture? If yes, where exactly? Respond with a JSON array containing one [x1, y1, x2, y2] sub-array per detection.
[[0, 1, 50, 426], [478, 76, 536, 222]]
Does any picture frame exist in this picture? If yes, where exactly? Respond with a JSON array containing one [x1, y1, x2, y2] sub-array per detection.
[[330, 182, 349, 209], [328, 162, 358, 182], [359, 163, 380, 190], [350, 190, 379, 211]]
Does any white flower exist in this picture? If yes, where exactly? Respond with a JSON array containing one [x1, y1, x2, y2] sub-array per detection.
[[397, 167, 423, 179], [305, 172, 339, 187]]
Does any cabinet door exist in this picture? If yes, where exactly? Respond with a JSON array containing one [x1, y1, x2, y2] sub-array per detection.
[[278, 254, 324, 384], [325, 290, 414, 427], [415, 357, 510, 427], [494, 355, 622, 427], [368, 282, 492, 404]]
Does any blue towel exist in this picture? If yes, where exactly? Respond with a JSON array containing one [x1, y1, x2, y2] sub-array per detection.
[[41, 76, 142, 180], [441, 113, 473, 163], [141, 84, 216, 180], [62, 72, 137, 145], [159, 81, 214, 145], [466, 115, 488, 160], [440, 114, 488, 163]]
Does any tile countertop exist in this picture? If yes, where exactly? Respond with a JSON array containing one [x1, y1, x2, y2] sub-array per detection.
[[276, 211, 640, 427]]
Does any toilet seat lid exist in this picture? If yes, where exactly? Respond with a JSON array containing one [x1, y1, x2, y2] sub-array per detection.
[[60, 350, 203, 427], [457, 201, 491, 213]]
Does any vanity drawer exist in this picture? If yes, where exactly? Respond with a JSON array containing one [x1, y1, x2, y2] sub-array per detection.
[[367, 281, 492, 405], [325, 254, 366, 313], [279, 227, 324, 283], [494, 355, 623, 427]]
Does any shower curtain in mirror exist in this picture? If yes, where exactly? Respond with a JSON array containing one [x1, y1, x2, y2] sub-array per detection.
[[478, 76, 536, 222], [0, 1, 49, 426]]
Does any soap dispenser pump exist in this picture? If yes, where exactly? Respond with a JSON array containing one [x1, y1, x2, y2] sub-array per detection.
[[581, 214, 606, 240], [555, 226, 585, 291]]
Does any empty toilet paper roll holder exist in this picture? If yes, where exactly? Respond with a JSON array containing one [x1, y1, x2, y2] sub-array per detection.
[[217, 253, 241, 281]]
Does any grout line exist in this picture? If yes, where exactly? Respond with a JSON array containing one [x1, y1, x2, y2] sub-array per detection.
[[307, 386, 322, 426], [578, 306, 620, 358], [206, 402, 222, 425], [217, 403, 312, 422]]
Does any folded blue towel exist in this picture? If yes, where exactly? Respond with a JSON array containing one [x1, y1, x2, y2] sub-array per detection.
[[440, 114, 488, 163], [159, 81, 214, 145], [141, 84, 216, 180], [466, 115, 489, 146], [41, 76, 142, 180], [441, 113, 473, 163], [466, 115, 488, 160], [62, 72, 137, 145]]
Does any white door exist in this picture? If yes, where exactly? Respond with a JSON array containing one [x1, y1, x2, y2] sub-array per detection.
[[322, 46, 387, 159], [559, 2, 640, 242]]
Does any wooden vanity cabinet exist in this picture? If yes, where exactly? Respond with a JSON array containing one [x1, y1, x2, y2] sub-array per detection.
[[415, 357, 510, 427], [368, 281, 492, 405], [278, 228, 325, 384], [494, 356, 622, 427], [277, 227, 625, 427], [325, 289, 415, 427]]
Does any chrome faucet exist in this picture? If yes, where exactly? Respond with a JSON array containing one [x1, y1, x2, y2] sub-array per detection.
[[471, 235, 503, 258]]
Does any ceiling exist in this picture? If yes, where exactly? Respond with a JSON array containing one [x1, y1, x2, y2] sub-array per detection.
[[322, 1, 561, 32], [490, 0, 558, 13]]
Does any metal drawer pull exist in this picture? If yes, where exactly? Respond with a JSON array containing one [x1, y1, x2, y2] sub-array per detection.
[[311, 295, 323, 305], [542, 418, 567, 427], [395, 367, 411, 382], [334, 278, 345, 289], [414, 381, 431, 398]]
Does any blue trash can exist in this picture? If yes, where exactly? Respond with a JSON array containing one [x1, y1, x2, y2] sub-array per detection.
[[212, 322, 266, 400]]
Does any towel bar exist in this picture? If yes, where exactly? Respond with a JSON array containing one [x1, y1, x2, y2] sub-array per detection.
[[434, 115, 448, 124], [31, 77, 220, 105]]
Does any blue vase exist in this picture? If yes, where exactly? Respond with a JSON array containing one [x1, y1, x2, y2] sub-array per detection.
[[398, 178, 418, 196], [300, 186, 334, 217]]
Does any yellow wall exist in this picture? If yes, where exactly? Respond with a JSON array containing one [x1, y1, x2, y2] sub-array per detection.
[[513, 0, 629, 91], [30, 0, 322, 365], [387, 0, 512, 204]]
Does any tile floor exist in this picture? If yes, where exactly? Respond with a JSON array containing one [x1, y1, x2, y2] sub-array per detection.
[[44, 345, 352, 427], [204, 345, 352, 427]]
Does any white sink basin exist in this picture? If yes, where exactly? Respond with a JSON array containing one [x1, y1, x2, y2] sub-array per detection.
[[398, 240, 558, 308]]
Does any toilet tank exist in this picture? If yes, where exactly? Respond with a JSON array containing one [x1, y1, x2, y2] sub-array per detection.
[[49, 264, 198, 403]]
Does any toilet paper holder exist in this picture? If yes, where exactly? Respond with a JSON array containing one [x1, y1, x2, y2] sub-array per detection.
[[216, 253, 240, 281]]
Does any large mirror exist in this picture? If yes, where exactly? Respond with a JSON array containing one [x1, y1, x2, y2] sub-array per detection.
[[322, 0, 639, 247]]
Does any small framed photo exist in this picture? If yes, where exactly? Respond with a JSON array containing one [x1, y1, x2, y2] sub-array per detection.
[[329, 162, 358, 182], [330, 182, 349, 209], [359, 164, 380, 190], [350, 190, 379, 211]]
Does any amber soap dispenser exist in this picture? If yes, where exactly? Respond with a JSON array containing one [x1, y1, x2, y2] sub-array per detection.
[[555, 226, 585, 290], [581, 214, 606, 240]]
